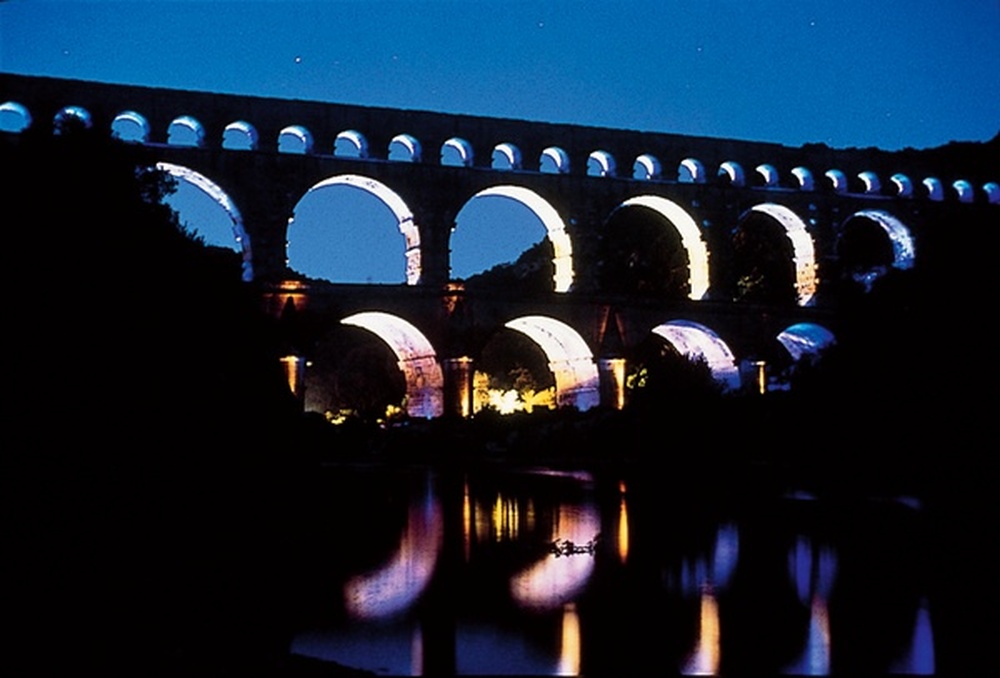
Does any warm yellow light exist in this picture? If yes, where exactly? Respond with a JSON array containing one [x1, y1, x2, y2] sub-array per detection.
[[683, 588, 720, 675], [462, 477, 472, 562], [558, 603, 582, 676], [618, 495, 630, 564]]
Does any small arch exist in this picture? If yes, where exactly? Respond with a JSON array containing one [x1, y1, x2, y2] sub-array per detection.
[[335, 129, 369, 158], [650, 320, 741, 392], [791, 167, 815, 191], [441, 137, 474, 167], [539, 146, 570, 174], [824, 169, 848, 194], [504, 316, 600, 411], [985, 182, 1000, 204], [587, 150, 617, 177], [388, 133, 422, 162], [632, 153, 662, 180], [718, 161, 746, 187], [755, 164, 779, 188], [612, 195, 710, 300], [222, 121, 258, 150], [953, 180, 975, 203], [155, 162, 254, 281], [278, 125, 313, 154], [890, 173, 914, 197], [166, 115, 205, 147], [340, 311, 444, 419], [858, 171, 882, 195], [491, 142, 522, 170], [678, 158, 706, 184], [54, 105, 93, 134], [922, 177, 944, 201], [289, 174, 422, 285], [0, 101, 32, 133], [111, 110, 150, 144], [457, 185, 574, 292], [776, 322, 836, 363]]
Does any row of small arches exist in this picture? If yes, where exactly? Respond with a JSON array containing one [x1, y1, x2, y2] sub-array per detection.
[[3, 100, 996, 205]]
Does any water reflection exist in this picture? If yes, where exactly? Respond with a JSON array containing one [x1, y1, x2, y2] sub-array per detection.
[[784, 537, 836, 675]]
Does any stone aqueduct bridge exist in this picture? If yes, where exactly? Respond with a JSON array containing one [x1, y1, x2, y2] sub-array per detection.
[[3, 74, 997, 418]]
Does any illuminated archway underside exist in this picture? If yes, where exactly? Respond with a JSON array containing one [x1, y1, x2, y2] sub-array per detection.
[[651, 320, 741, 392], [154, 162, 254, 282], [777, 323, 836, 362], [616, 195, 710, 300], [747, 203, 818, 307], [341, 311, 444, 419], [504, 316, 600, 411], [848, 210, 916, 271], [471, 185, 574, 292], [301, 174, 422, 285]]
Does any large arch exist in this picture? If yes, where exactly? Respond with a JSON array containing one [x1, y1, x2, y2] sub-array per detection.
[[503, 316, 600, 411], [738, 204, 818, 307], [650, 320, 741, 392], [456, 185, 574, 292], [289, 174, 422, 285], [340, 312, 444, 419], [610, 195, 710, 300], [838, 210, 915, 291], [777, 322, 836, 362], [154, 162, 254, 281]]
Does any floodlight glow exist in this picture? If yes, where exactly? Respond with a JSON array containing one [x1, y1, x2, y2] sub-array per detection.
[[540, 146, 570, 174], [679, 158, 706, 184], [334, 129, 368, 158], [441, 137, 473, 167], [166, 115, 204, 147], [471, 185, 574, 291], [718, 161, 745, 187], [650, 320, 741, 391], [278, 125, 313, 154], [155, 162, 254, 281], [341, 311, 444, 418], [111, 111, 150, 144], [297, 174, 422, 284], [389, 133, 421, 162], [617, 195, 711, 300], [0, 101, 31, 132], [922, 177, 944, 201], [858, 171, 882, 194], [747, 203, 818, 306], [891, 173, 914, 197], [491, 142, 522, 170], [504, 315, 600, 411], [587, 150, 616, 177], [953, 179, 974, 203], [985, 182, 1000, 204], [633, 153, 661, 180], [825, 169, 848, 193], [682, 589, 721, 676], [791, 167, 815, 191], [756, 164, 779, 187], [777, 323, 836, 362], [222, 120, 258, 150], [54, 105, 92, 133], [848, 210, 916, 270]]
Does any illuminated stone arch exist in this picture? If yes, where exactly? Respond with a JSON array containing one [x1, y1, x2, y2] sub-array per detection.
[[54, 105, 92, 134], [718, 161, 746, 187], [610, 195, 711, 300], [540, 146, 570, 174], [633, 153, 662, 180], [755, 164, 779, 188], [777, 322, 836, 363], [890, 173, 914, 197], [587, 150, 617, 177], [953, 180, 974, 203], [0, 101, 32, 133], [340, 311, 444, 419], [922, 177, 944, 201], [678, 158, 706, 184], [155, 162, 254, 282], [650, 320, 741, 391], [491, 142, 522, 170], [840, 209, 916, 273], [858, 171, 882, 195], [290, 174, 422, 285], [441, 137, 474, 167], [504, 316, 600, 411], [824, 169, 848, 193], [457, 185, 574, 292], [167, 115, 205, 147], [791, 167, 815, 191], [278, 125, 313, 154], [222, 120, 258, 150], [111, 110, 150, 143], [335, 129, 369, 158], [739, 203, 818, 306], [389, 133, 422, 162], [985, 182, 1000, 204]]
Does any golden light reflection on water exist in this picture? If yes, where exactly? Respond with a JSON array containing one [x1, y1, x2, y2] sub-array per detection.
[[463, 478, 472, 562], [618, 481, 629, 564], [683, 587, 720, 676], [557, 602, 581, 676], [492, 493, 519, 541]]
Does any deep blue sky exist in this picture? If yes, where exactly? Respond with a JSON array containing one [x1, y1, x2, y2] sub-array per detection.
[[2, 1, 998, 282]]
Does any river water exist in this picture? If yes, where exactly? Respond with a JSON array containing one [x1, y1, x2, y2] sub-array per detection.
[[285, 462, 944, 676]]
